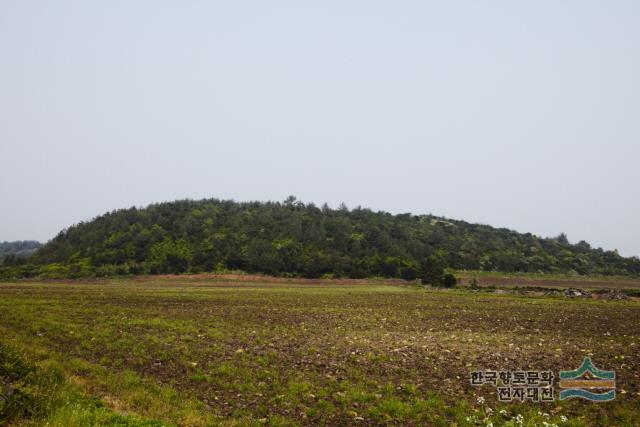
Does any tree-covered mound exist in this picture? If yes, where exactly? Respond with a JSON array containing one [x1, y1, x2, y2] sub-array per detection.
[[8, 197, 640, 279]]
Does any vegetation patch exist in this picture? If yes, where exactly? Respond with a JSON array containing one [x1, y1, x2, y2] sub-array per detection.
[[0, 278, 638, 425], [0, 343, 164, 426], [3, 198, 639, 280]]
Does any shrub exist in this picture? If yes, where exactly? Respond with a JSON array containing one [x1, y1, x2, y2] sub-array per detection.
[[442, 273, 457, 288], [420, 252, 447, 286], [400, 266, 418, 281]]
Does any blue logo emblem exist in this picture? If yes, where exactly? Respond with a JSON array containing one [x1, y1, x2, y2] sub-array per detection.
[[559, 357, 615, 401]]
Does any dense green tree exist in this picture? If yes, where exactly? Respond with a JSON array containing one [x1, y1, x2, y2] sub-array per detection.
[[442, 273, 457, 288], [399, 265, 418, 281], [420, 252, 448, 286], [147, 238, 192, 274]]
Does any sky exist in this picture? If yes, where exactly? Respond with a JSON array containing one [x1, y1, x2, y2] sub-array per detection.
[[1, 1, 639, 257]]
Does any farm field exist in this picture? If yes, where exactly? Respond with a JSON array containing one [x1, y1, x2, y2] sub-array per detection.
[[454, 271, 640, 292], [1, 277, 639, 426]]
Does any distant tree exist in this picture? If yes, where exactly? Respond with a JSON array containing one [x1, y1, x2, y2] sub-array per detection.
[[574, 240, 591, 253], [380, 256, 401, 277], [147, 238, 192, 274], [0, 241, 42, 263], [2, 254, 17, 266], [442, 273, 457, 288], [400, 266, 418, 281], [284, 195, 298, 207], [420, 252, 448, 286]]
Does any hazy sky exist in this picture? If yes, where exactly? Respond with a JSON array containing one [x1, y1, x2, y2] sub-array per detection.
[[1, 1, 639, 257]]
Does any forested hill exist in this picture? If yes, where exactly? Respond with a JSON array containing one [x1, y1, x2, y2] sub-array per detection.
[[0, 241, 42, 264], [17, 197, 638, 279]]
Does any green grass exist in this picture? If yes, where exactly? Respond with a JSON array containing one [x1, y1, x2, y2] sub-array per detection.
[[0, 343, 165, 426], [454, 269, 640, 286], [0, 278, 639, 426]]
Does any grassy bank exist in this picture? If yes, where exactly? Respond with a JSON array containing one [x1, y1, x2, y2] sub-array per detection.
[[0, 342, 163, 426]]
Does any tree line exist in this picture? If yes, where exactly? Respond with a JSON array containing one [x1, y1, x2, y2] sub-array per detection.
[[0, 241, 42, 266], [2, 197, 639, 280]]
